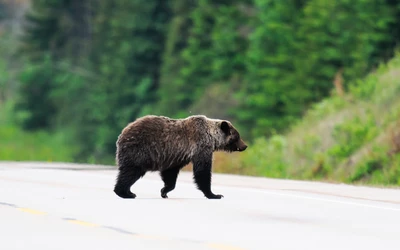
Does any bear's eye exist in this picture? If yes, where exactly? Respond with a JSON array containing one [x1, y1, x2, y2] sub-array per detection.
[[228, 135, 238, 144]]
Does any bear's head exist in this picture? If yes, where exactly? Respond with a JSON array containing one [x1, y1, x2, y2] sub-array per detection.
[[218, 120, 247, 152]]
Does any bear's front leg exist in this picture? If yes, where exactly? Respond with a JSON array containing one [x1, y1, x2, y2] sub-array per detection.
[[192, 152, 223, 199]]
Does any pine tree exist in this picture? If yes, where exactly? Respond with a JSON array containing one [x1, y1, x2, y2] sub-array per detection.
[[157, 0, 250, 118], [240, 0, 302, 137], [295, 0, 393, 101], [155, 0, 196, 117], [16, 0, 93, 130], [373, 0, 400, 63]]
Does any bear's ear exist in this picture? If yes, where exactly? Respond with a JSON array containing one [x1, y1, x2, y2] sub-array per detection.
[[220, 121, 230, 135]]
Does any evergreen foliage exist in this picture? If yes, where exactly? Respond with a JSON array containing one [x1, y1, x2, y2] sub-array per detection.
[[8, 0, 400, 164]]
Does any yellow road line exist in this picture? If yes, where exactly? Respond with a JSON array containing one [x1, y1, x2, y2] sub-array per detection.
[[17, 208, 46, 215], [67, 219, 99, 227], [207, 243, 246, 250], [14, 206, 244, 250]]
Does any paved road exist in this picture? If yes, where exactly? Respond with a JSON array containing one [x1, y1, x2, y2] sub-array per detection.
[[1, 162, 400, 250]]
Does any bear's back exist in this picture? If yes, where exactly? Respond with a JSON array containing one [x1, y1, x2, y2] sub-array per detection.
[[117, 115, 206, 166], [119, 115, 209, 143], [118, 115, 175, 145]]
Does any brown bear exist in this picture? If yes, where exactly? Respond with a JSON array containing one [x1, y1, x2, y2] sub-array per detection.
[[113, 115, 247, 199]]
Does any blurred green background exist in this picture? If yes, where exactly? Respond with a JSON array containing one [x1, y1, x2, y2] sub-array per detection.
[[1, 0, 400, 186]]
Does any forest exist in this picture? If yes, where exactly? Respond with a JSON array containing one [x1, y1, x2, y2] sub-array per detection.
[[1, 0, 400, 185]]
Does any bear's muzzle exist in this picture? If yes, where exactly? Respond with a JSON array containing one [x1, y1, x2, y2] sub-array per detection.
[[237, 139, 247, 152]]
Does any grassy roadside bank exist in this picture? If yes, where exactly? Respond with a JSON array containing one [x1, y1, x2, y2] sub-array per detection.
[[212, 53, 400, 186]]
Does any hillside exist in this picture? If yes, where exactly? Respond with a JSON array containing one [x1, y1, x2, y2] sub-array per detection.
[[212, 53, 400, 186]]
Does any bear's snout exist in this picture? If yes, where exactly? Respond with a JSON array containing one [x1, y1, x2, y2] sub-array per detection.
[[237, 140, 247, 152]]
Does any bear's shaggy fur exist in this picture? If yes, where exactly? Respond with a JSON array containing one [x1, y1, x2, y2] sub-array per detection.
[[113, 115, 247, 199]]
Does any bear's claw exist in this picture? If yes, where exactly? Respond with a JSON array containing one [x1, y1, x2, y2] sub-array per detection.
[[206, 194, 224, 199], [161, 187, 169, 198], [114, 188, 137, 199]]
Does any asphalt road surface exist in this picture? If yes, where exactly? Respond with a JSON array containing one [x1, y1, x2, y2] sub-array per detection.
[[1, 162, 400, 250]]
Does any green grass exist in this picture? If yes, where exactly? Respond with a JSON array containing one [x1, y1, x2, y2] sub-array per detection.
[[0, 102, 75, 162]]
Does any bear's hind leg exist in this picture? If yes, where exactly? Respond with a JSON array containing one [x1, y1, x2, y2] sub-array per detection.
[[114, 167, 145, 199], [160, 167, 180, 198]]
